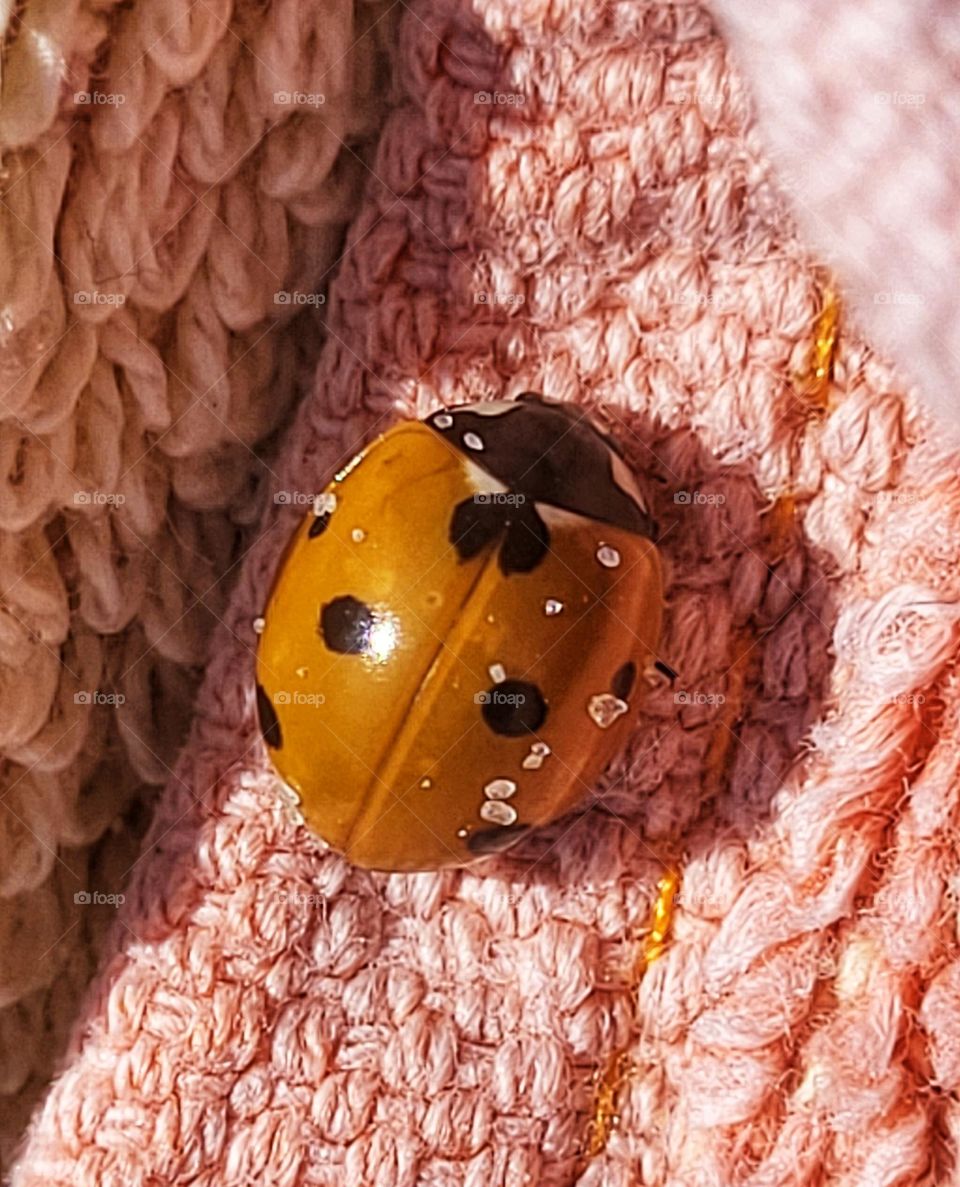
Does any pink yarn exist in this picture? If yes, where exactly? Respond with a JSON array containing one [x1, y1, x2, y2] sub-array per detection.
[[12, 1, 960, 1185]]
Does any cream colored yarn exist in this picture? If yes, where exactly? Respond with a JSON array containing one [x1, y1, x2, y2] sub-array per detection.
[[0, 0, 391, 1161]]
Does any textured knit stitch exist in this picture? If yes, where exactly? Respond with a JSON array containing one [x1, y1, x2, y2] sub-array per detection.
[[0, 0, 391, 1164], [11, 0, 960, 1185]]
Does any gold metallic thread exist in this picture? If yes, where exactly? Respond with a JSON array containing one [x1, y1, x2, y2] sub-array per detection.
[[580, 487, 798, 1165], [581, 868, 681, 1162], [795, 272, 840, 407], [582, 286, 822, 1170]]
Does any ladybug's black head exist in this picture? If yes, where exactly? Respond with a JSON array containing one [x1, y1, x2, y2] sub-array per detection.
[[424, 393, 655, 537]]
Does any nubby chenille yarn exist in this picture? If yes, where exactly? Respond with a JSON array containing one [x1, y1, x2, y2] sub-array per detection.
[[0, 0, 391, 1163]]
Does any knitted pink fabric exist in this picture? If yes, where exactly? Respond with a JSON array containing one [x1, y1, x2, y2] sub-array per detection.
[[12, 1, 960, 1185]]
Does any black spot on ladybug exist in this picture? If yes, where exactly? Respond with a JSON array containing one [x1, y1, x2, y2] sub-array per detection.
[[255, 683, 283, 749], [320, 595, 374, 654], [449, 497, 550, 575], [308, 512, 331, 538], [481, 679, 548, 736], [611, 661, 637, 701], [450, 498, 502, 561], [499, 505, 549, 575], [466, 824, 531, 855]]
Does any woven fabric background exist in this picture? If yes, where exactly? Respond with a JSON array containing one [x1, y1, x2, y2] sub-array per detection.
[[0, 0, 392, 1165], [7, 0, 960, 1183]]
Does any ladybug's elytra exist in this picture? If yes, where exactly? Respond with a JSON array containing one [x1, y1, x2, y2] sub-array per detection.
[[255, 393, 663, 871]]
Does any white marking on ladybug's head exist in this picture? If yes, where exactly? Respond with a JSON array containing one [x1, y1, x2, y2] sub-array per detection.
[[449, 399, 517, 417], [461, 458, 509, 497], [610, 451, 650, 515], [463, 431, 485, 451], [596, 544, 621, 568]]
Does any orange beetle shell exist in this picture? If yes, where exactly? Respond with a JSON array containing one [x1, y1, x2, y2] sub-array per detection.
[[255, 395, 663, 871]]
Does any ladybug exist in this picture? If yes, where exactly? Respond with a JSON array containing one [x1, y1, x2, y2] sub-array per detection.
[[255, 393, 663, 871]]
